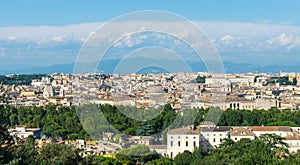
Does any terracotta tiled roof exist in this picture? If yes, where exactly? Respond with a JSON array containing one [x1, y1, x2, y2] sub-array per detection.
[[200, 126, 232, 132], [167, 126, 200, 135], [251, 126, 291, 132], [285, 133, 300, 140], [230, 127, 256, 136], [148, 145, 167, 150]]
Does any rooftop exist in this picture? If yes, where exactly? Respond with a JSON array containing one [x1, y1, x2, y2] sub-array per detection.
[[251, 126, 291, 132], [230, 127, 256, 136]]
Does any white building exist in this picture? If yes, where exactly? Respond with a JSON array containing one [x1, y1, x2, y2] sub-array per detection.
[[167, 125, 298, 158], [8, 125, 41, 139], [166, 125, 231, 157], [200, 126, 231, 151], [167, 126, 201, 158], [230, 127, 256, 142], [43, 84, 54, 98], [31, 79, 45, 87], [251, 126, 292, 137], [284, 133, 300, 153]]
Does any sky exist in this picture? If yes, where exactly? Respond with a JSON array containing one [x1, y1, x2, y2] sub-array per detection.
[[1, 0, 300, 26], [1, 0, 300, 73]]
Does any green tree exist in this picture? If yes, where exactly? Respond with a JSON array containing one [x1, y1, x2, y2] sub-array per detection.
[[125, 128, 136, 135], [0, 125, 14, 164], [116, 145, 160, 165], [193, 138, 280, 165], [80, 155, 121, 165], [218, 138, 235, 149], [36, 143, 82, 165], [0, 83, 8, 104], [258, 133, 289, 157], [282, 151, 300, 164], [174, 150, 193, 165], [11, 135, 39, 164], [292, 77, 298, 85], [145, 157, 174, 165], [136, 121, 154, 136]]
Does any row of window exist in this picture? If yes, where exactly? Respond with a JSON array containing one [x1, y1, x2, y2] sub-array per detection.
[[206, 134, 225, 137], [171, 138, 223, 146], [170, 136, 197, 139], [170, 141, 197, 147], [170, 134, 226, 139]]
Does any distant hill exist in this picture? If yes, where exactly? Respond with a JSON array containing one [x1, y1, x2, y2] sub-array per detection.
[[1, 58, 300, 75], [136, 66, 170, 74]]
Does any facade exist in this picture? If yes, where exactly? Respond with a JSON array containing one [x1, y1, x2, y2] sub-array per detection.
[[251, 126, 292, 137], [167, 125, 299, 157], [284, 133, 300, 153], [230, 127, 256, 142], [200, 126, 231, 151], [43, 84, 54, 98], [167, 126, 201, 158]]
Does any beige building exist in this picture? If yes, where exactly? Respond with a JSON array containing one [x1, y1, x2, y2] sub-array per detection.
[[251, 126, 292, 137], [284, 133, 300, 153], [230, 127, 256, 142]]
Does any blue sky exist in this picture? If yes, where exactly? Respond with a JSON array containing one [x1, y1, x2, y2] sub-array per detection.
[[1, 1, 300, 73], [1, 0, 300, 26]]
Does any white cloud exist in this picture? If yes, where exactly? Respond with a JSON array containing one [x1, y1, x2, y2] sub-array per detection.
[[220, 35, 235, 42], [267, 33, 294, 46], [1, 21, 300, 66], [51, 35, 65, 42], [7, 36, 17, 41], [1, 21, 300, 48]]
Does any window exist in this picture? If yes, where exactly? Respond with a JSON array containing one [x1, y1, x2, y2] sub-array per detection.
[[213, 138, 215, 142], [213, 134, 215, 136], [220, 139, 222, 142], [171, 141, 173, 146], [171, 152, 173, 158], [178, 141, 181, 147], [235, 138, 237, 140], [186, 141, 188, 147], [193, 141, 196, 147]]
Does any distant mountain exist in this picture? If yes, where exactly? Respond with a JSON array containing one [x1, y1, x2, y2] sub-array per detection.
[[0, 63, 75, 75], [223, 62, 300, 73], [136, 66, 170, 74], [1, 58, 300, 75]]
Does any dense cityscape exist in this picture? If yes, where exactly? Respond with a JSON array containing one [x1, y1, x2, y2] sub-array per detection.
[[2, 72, 300, 164]]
